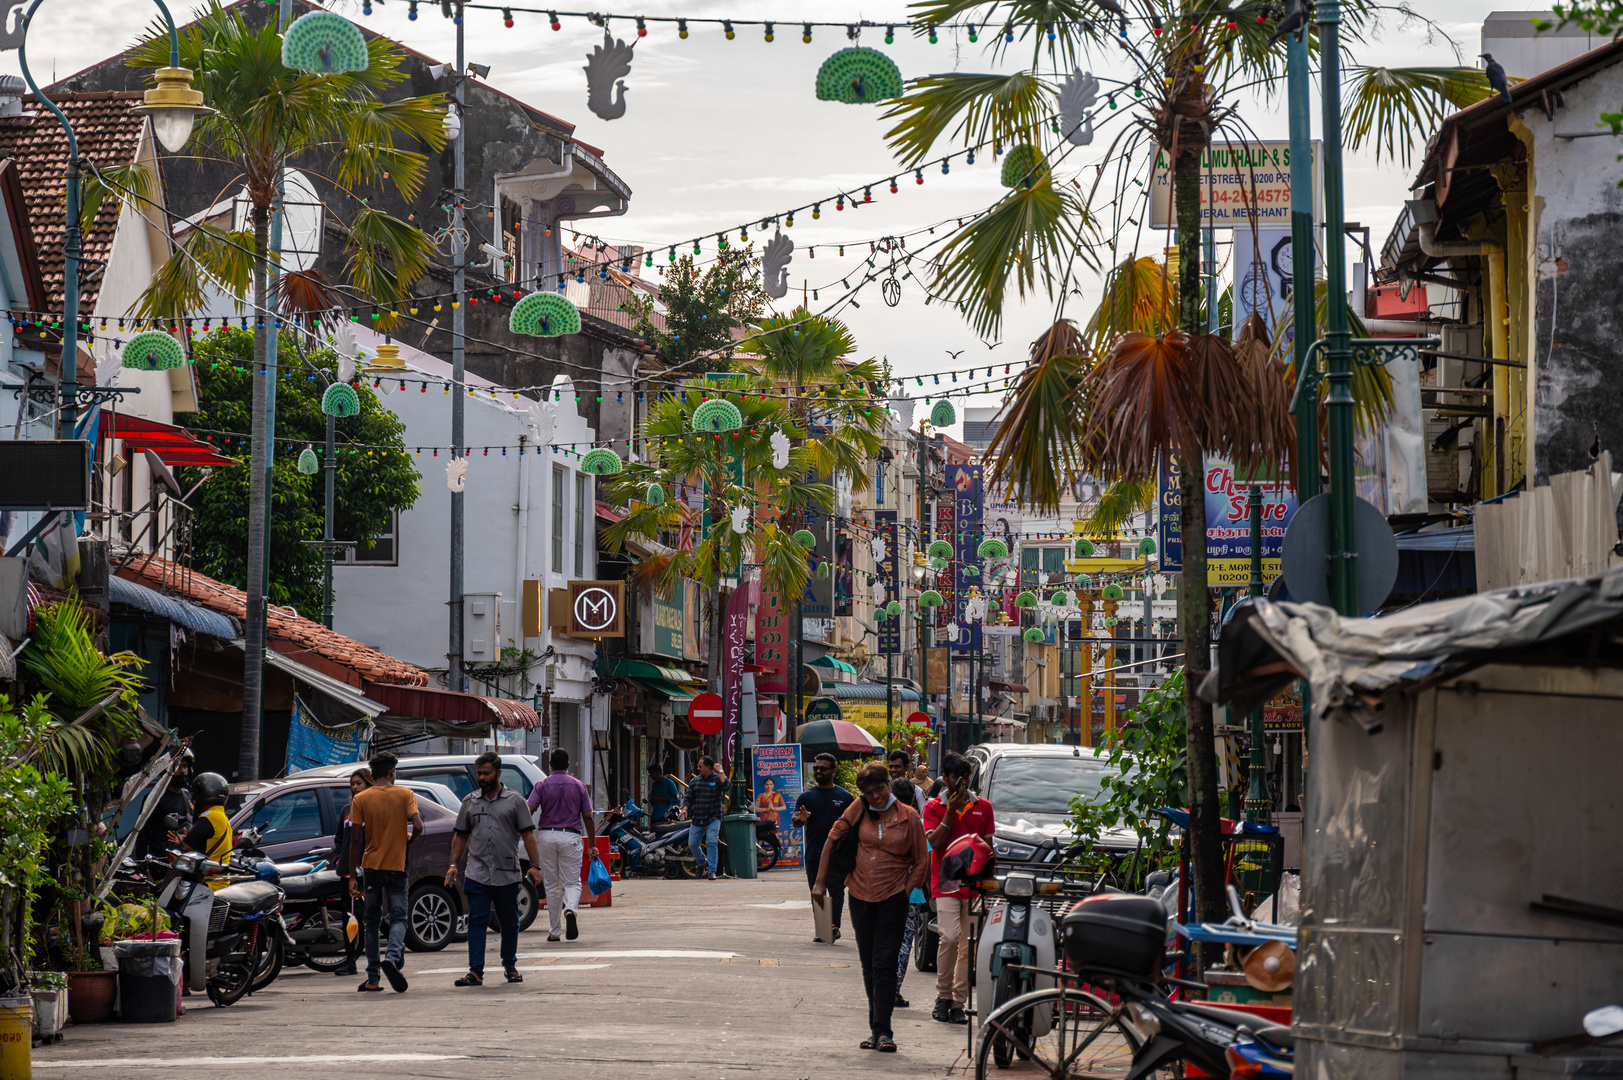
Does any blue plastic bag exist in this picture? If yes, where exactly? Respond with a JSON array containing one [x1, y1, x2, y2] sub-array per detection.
[[587, 856, 611, 895], [910, 887, 927, 905]]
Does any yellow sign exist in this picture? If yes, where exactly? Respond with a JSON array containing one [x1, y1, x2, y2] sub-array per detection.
[[842, 701, 894, 731], [1208, 559, 1282, 586]]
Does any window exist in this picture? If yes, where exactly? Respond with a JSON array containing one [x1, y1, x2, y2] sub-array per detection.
[[500, 765, 533, 797], [1043, 547, 1066, 576], [247, 790, 324, 846], [574, 472, 587, 578], [552, 465, 566, 573], [350, 511, 398, 565], [398, 768, 475, 800], [877, 459, 887, 505]]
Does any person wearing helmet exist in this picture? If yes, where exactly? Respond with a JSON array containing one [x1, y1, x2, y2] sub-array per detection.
[[922, 753, 995, 1025], [135, 747, 194, 858], [183, 770, 235, 888]]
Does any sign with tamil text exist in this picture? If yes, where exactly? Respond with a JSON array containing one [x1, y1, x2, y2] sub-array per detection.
[[1203, 458, 1298, 586], [1149, 140, 1321, 229]]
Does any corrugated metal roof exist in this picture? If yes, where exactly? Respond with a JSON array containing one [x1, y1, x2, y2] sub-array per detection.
[[108, 574, 237, 640], [828, 682, 921, 702]]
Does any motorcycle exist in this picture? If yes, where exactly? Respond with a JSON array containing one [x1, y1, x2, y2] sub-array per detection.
[[231, 840, 357, 982], [607, 801, 691, 878], [147, 851, 285, 1007]]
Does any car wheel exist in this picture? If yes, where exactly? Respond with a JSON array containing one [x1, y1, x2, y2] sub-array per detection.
[[406, 884, 458, 952], [517, 878, 539, 932]]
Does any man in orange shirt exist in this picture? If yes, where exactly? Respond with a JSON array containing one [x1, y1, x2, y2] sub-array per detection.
[[349, 750, 423, 994]]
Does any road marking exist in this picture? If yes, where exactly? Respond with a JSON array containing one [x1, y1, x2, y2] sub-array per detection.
[[748, 900, 812, 909], [34, 1054, 469, 1069], [415, 963, 611, 974], [535, 948, 735, 959]]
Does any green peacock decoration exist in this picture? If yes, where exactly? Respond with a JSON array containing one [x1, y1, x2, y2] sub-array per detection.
[[281, 11, 370, 73], [1000, 143, 1048, 188], [977, 537, 1009, 559], [1023, 627, 1046, 642], [930, 400, 956, 427], [1014, 591, 1038, 608], [927, 540, 954, 559], [1101, 583, 1124, 600], [814, 47, 903, 103], [508, 291, 582, 337], [1048, 590, 1069, 607], [321, 383, 360, 417], [1074, 537, 1095, 558], [690, 399, 743, 432], [918, 590, 944, 608], [297, 448, 320, 475], [644, 482, 665, 505], [793, 530, 817, 549], [1137, 537, 1157, 555], [121, 330, 184, 370], [579, 448, 623, 475]]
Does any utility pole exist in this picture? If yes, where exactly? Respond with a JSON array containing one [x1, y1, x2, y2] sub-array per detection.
[[1317, 0, 1358, 618], [1244, 483, 1272, 822], [448, 6, 468, 692], [1288, 7, 1318, 741], [322, 411, 335, 627]]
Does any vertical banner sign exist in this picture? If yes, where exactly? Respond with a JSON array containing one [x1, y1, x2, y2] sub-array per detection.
[[755, 590, 788, 692], [1232, 227, 1298, 339], [801, 499, 834, 618], [875, 509, 900, 655], [1202, 458, 1299, 585], [947, 463, 984, 652], [935, 496, 957, 635], [1158, 455, 1184, 573], [753, 743, 804, 869], [721, 583, 750, 772]]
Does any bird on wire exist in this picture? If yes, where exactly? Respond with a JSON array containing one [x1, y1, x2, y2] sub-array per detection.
[[1268, 0, 1311, 45], [1481, 53, 1512, 102]]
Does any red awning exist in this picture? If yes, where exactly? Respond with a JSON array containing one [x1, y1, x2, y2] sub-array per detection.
[[595, 500, 625, 523], [102, 413, 240, 468], [362, 681, 539, 729]]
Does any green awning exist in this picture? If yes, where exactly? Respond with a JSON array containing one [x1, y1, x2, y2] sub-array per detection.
[[600, 656, 699, 684], [810, 655, 857, 673], [627, 677, 696, 715]]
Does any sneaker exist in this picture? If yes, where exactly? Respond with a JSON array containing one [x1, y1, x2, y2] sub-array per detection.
[[932, 998, 952, 1022], [705, 871, 717, 880], [565, 910, 579, 940], [895, 994, 910, 1008], [948, 1005, 969, 1025]]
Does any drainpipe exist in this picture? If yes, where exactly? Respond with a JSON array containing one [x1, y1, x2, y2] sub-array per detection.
[[1408, 200, 1485, 260], [516, 431, 531, 696]]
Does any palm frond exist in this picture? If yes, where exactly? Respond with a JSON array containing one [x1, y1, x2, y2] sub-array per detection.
[[985, 320, 1093, 514], [344, 205, 438, 304], [882, 72, 1051, 167], [929, 174, 1092, 339], [132, 223, 258, 319], [79, 162, 157, 235], [1231, 313, 1296, 481], [1080, 476, 1156, 534], [1343, 66, 1495, 166], [1085, 256, 1177, 349]]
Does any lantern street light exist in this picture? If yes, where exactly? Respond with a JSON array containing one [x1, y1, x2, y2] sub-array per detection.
[[17, 0, 210, 435]]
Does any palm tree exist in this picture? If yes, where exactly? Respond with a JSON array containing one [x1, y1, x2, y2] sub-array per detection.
[[897, 3, 1493, 925], [127, 2, 446, 780]]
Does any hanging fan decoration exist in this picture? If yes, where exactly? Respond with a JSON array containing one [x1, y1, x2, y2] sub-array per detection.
[[977, 537, 1009, 559], [1137, 537, 1158, 555], [886, 600, 902, 617], [770, 430, 791, 469], [121, 330, 184, 370], [1074, 537, 1095, 558], [1101, 583, 1124, 600], [930, 399, 956, 426], [816, 561, 831, 579], [918, 590, 944, 608], [1000, 143, 1049, 188], [1048, 590, 1070, 607], [297, 448, 319, 475], [644, 482, 665, 505], [321, 382, 360, 417], [282, 10, 370, 73], [579, 448, 623, 475], [814, 46, 903, 104], [1014, 591, 1038, 609], [509, 291, 582, 337], [869, 536, 887, 561], [690, 398, 743, 432], [730, 507, 750, 533], [1023, 627, 1046, 642], [793, 529, 817, 549], [927, 540, 954, 560]]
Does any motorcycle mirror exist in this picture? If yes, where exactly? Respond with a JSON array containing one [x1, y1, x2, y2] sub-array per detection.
[[164, 813, 182, 831], [1584, 1005, 1623, 1038]]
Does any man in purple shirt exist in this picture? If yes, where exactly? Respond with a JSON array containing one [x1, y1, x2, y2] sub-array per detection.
[[526, 747, 597, 941]]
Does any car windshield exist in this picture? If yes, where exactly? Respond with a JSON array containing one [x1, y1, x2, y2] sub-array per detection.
[[985, 756, 1118, 815]]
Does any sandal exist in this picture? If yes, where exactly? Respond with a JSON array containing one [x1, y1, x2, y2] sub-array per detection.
[[504, 968, 523, 983], [876, 1036, 897, 1053], [860, 1038, 877, 1050], [454, 972, 483, 987], [357, 982, 383, 992]]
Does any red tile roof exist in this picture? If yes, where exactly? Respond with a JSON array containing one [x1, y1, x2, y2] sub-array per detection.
[[0, 92, 151, 312], [114, 554, 429, 687]]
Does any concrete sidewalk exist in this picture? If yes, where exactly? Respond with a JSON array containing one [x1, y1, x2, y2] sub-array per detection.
[[33, 873, 972, 1077]]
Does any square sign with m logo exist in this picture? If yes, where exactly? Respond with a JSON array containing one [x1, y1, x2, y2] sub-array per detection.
[[568, 581, 625, 638]]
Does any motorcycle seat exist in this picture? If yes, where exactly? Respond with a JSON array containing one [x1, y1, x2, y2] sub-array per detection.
[[652, 821, 687, 837], [279, 869, 344, 901], [1254, 1025, 1294, 1051], [214, 880, 284, 914], [1181, 1001, 1280, 1032], [273, 861, 318, 878]]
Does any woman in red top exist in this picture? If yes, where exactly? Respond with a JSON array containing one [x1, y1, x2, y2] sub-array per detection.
[[814, 761, 929, 1054]]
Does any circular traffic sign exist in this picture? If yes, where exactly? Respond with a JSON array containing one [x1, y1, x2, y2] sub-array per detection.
[[906, 710, 931, 727], [688, 691, 725, 735]]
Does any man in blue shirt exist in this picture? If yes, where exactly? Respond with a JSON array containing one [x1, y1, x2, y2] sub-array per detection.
[[647, 763, 680, 823], [792, 753, 855, 942], [682, 756, 727, 880]]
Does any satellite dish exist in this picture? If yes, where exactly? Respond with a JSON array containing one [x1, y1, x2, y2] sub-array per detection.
[[142, 448, 184, 500], [1281, 494, 1398, 616]]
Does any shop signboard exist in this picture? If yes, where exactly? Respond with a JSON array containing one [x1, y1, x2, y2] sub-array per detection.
[[286, 697, 368, 772], [875, 509, 900, 655], [946, 462, 984, 653], [1158, 455, 1183, 573], [753, 743, 804, 869], [1204, 458, 1298, 586], [1149, 140, 1321, 228], [755, 589, 788, 692], [650, 580, 686, 660], [721, 584, 750, 770]]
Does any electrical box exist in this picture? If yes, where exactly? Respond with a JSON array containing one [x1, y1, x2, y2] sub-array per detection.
[[464, 591, 502, 662]]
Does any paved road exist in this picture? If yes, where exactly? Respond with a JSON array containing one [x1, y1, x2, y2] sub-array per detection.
[[36, 874, 973, 1078]]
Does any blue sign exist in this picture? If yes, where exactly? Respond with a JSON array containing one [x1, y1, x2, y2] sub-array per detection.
[[1158, 455, 1183, 574], [285, 697, 368, 773], [753, 743, 804, 869], [946, 463, 983, 653]]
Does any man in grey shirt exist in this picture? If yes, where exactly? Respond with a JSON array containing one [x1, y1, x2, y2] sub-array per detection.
[[445, 751, 543, 986]]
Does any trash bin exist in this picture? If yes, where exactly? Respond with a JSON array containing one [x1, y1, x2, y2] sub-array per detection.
[[0, 996, 30, 1080], [113, 939, 181, 1023], [722, 813, 758, 880]]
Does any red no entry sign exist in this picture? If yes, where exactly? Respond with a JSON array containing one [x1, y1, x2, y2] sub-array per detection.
[[689, 691, 724, 735], [906, 711, 931, 727]]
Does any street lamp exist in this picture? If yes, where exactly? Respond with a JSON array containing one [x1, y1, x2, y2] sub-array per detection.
[[17, 0, 210, 436]]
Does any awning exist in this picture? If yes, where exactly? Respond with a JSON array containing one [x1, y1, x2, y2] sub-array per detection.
[[101, 413, 240, 468], [361, 681, 539, 729], [810, 655, 857, 673], [109, 575, 237, 640], [265, 647, 387, 727], [828, 682, 920, 702], [595, 500, 626, 523], [627, 677, 695, 714], [987, 681, 1030, 694], [599, 656, 700, 684]]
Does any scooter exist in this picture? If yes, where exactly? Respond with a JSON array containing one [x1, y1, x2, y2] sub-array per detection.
[[607, 801, 691, 878], [235, 847, 356, 977], [974, 871, 1062, 1069], [147, 851, 286, 1006]]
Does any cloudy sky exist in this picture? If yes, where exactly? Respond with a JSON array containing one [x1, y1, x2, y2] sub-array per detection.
[[5, 0, 1537, 432]]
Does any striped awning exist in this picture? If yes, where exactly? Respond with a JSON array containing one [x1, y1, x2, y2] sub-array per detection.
[[827, 682, 920, 702], [108, 575, 237, 640]]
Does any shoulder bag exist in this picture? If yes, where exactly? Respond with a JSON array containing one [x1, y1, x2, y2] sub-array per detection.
[[825, 798, 864, 879]]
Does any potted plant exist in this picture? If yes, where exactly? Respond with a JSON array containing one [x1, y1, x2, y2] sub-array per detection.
[[28, 971, 68, 1041], [62, 935, 117, 1025]]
